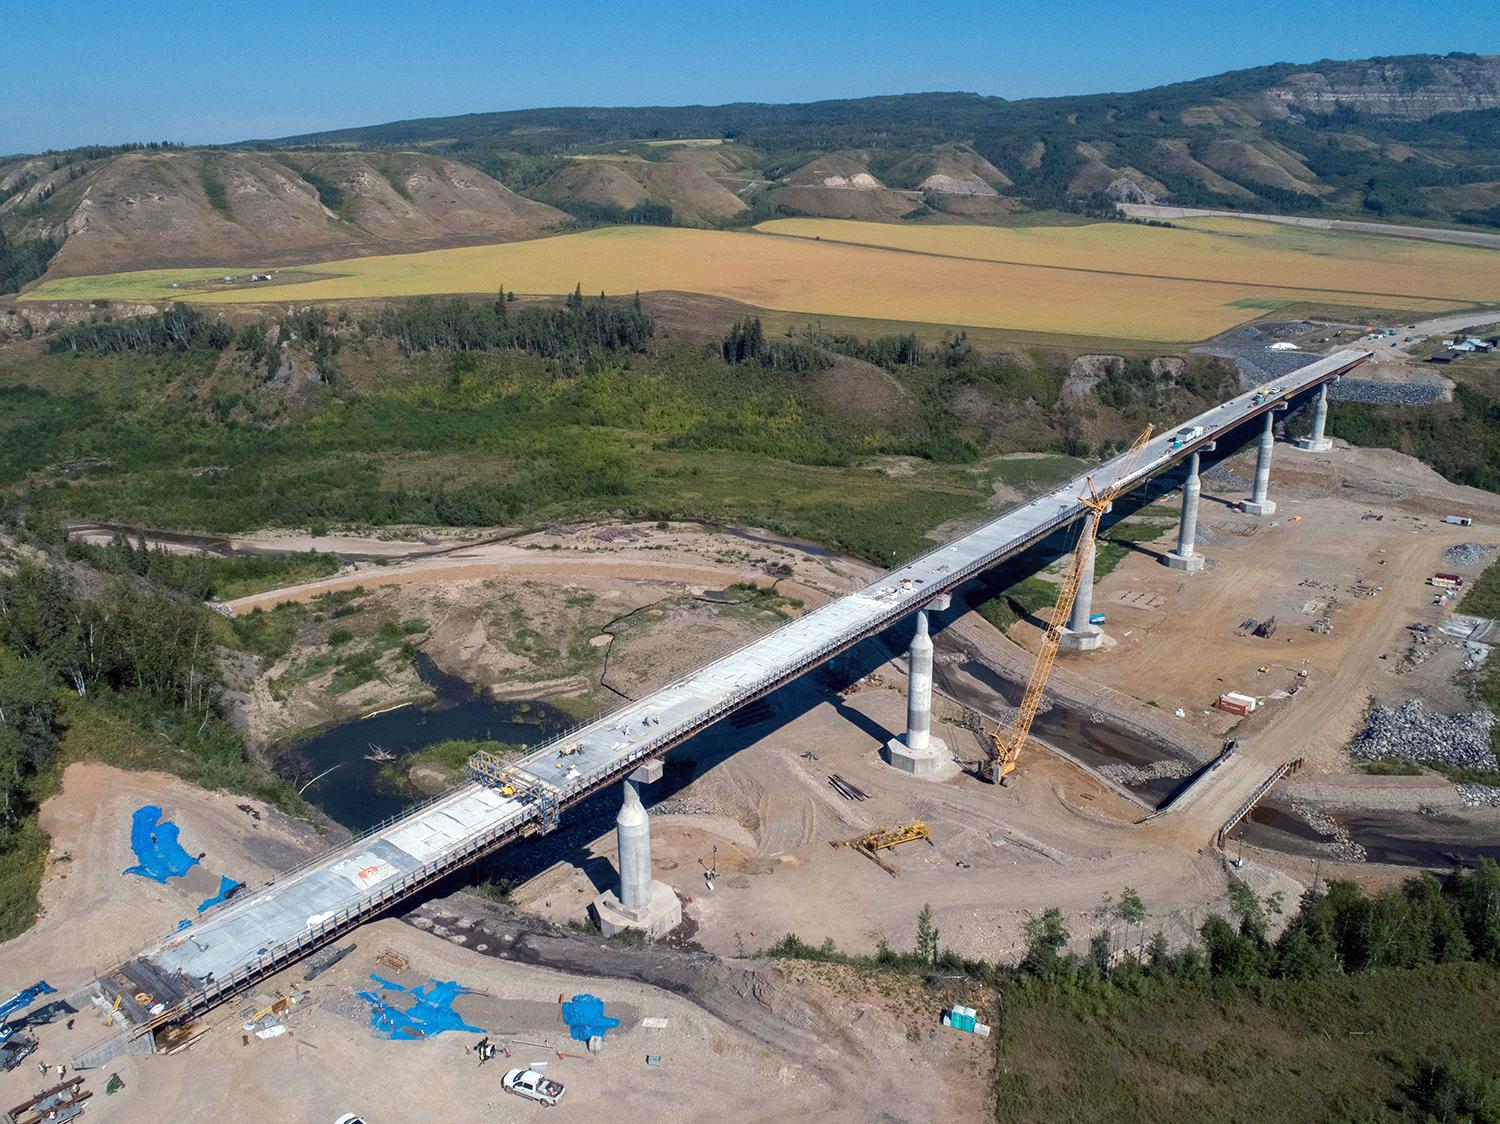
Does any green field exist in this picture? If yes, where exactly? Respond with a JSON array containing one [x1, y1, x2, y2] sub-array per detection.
[[28, 216, 1496, 343]]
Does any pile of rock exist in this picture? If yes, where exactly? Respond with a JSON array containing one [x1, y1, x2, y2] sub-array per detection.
[[1456, 784, 1500, 809], [1098, 759, 1191, 786], [1349, 699, 1498, 771], [1289, 798, 1367, 863], [649, 796, 728, 817], [1202, 462, 1252, 490], [1445, 542, 1497, 567], [1327, 380, 1445, 406]]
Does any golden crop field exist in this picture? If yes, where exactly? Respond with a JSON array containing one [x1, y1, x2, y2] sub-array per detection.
[[26, 221, 1485, 342], [755, 216, 1500, 307]]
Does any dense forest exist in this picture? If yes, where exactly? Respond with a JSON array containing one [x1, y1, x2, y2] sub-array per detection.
[[771, 864, 1500, 1122], [0, 224, 58, 295]]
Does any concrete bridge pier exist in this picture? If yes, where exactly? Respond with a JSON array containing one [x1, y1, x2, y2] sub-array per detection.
[[1293, 383, 1333, 452], [1165, 445, 1212, 571], [1241, 406, 1284, 516], [884, 594, 951, 776], [591, 760, 681, 939], [1060, 509, 1105, 651]]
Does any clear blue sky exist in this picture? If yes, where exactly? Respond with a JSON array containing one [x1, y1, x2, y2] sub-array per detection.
[[2, 0, 1495, 153]]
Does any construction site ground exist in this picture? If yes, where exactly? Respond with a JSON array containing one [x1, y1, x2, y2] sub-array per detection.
[[1, 767, 988, 1123], [508, 438, 1500, 959], [5, 437, 1500, 1121]]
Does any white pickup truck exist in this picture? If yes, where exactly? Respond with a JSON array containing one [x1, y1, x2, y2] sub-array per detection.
[[504, 1068, 566, 1107]]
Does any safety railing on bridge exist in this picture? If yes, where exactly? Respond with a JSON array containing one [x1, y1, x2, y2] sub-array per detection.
[[1216, 757, 1305, 849]]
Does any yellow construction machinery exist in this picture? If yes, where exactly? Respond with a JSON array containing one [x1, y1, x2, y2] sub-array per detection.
[[983, 425, 1154, 785], [831, 819, 933, 876]]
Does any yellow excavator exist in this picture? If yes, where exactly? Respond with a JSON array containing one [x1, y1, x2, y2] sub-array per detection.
[[984, 425, 1154, 785]]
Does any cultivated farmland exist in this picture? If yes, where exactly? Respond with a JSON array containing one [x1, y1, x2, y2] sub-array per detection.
[[756, 216, 1500, 307], [25, 219, 1493, 342]]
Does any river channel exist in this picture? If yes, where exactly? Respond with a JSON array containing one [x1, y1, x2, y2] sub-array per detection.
[[283, 654, 572, 831]]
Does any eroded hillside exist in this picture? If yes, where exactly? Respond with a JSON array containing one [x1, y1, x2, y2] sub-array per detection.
[[0, 149, 566, 276]]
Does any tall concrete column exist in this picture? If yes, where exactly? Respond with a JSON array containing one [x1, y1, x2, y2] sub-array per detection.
[[1294, 383, 1333, 452], [1060, 510, 1104, 651], [1242, 409, 1278, 516], [615, 776, 652, 913], [904, 609, 934, 752], [884, 594, 951, 778], [591, 760, 681, 938], [1165, 451, 1205, 571]]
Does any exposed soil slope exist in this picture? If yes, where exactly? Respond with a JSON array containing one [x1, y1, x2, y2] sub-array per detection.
[[537, 154, 747, 226], [885, 143, 1014, 195]]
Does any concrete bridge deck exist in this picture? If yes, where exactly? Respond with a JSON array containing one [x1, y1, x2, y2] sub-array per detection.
[[100, 348, 1369, 1032]]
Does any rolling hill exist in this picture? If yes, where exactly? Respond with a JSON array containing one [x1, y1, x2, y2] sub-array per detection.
[[243, 52, 1500, 226], [533, 152, 747, 226], [0, 149, 566, 278], [3, 53, 1500, 287]]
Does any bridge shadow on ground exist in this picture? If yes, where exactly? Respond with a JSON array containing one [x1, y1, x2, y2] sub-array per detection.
[[410, 622, 922, 907], [395, 408, 1291, 914]]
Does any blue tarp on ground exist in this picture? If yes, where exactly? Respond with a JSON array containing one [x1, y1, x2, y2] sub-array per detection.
[[122, 805, 198, 883], [561, 993, 620, 1043], [358, 974, 483, 1040], [197, 876, 242, 913]]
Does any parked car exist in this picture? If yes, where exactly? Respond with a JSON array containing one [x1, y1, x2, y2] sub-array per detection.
[[334, 1116, 367, 1124], [504, 1067, 565, 1107]]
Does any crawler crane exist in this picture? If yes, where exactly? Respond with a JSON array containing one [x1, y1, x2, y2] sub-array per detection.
[[984, 425, 1153, 784]]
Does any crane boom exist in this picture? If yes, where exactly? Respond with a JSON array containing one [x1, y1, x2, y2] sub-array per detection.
[[986, 426, 1153, 783]]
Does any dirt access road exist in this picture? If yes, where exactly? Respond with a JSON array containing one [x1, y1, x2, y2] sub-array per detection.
[[223, 522, 853, 616]]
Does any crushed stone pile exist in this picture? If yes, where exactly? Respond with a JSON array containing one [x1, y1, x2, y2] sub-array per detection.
[[1098, 759, 1191, 786], [1327, 380, 1444, 406], [1445, 542, 1497, 567], [1456, 784, 1500, 809], [1289, 798, 1367, 863], [1201, 462, 1252, 490], [649, 796, 735, 817], [1349, 699, 1498, 772]]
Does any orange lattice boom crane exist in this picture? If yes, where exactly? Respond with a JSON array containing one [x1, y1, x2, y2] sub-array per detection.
[[985, 425, 1154, 784]]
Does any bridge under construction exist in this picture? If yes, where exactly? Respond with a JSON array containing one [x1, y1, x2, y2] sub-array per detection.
[[89, 348, 1368, 1047]]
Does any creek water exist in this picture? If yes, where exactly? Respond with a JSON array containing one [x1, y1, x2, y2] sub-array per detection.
[[934, 646, 1187, 806], [1229, 799, 1500, 869], [283, 653, 572, 832]]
